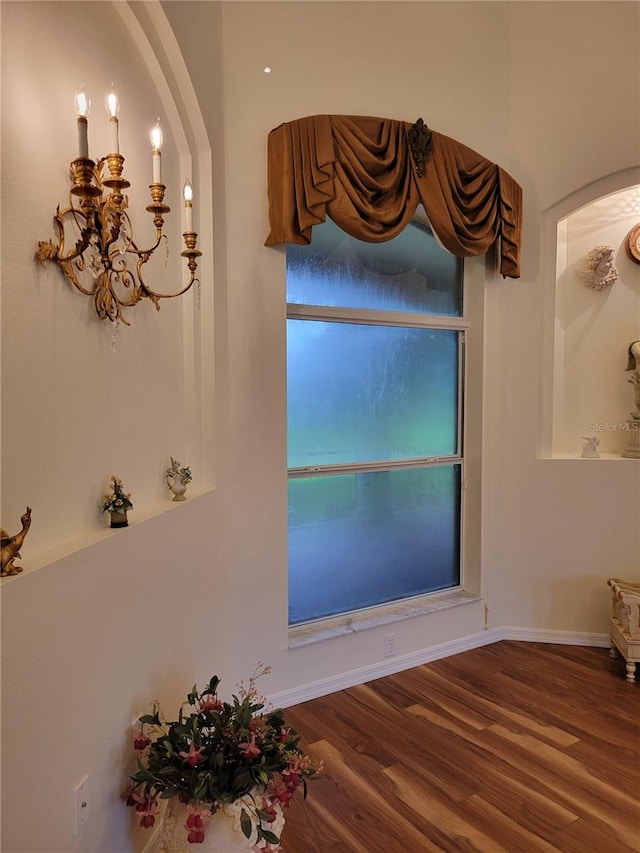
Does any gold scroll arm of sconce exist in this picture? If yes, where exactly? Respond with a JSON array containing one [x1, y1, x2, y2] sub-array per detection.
[[36, 154, 201, 326]]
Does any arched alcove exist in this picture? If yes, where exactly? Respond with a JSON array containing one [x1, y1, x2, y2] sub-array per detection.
[[540, 169, 640, 458]]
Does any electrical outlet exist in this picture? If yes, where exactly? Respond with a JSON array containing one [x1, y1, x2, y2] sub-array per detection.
[[73, 775, 90, 834], [385, 633, 396, 658]]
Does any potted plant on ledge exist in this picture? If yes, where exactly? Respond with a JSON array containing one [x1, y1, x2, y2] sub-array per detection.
[[103, 475, 133, 528], [124, 664, 321, 852]]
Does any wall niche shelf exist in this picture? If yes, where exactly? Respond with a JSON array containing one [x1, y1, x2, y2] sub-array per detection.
[[541, 179, 640, 461], [0, 487, 215, 585]]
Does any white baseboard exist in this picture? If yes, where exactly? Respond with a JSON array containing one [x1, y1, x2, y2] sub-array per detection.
[[498, 626, 609, 647], [268, 628, 610, 709]]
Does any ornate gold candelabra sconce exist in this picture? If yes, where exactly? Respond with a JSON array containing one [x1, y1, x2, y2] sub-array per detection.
[[36, 89, 201, 326]]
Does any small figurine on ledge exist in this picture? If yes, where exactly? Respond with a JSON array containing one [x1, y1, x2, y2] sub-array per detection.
[[581, 436, 600, 458], [165, 457, 192, 502], [1, 507, 32, 577]]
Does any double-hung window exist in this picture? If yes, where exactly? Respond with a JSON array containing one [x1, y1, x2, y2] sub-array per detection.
[[286, 215, 467, 627]]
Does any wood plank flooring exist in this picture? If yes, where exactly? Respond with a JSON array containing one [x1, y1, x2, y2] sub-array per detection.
[[281, 641, 640, 852]]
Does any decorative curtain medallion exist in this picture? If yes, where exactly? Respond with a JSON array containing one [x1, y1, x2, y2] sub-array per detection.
[[407, 118, 433, 178]]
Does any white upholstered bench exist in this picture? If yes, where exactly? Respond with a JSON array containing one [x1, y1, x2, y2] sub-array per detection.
[[608, 577, 640, 683]]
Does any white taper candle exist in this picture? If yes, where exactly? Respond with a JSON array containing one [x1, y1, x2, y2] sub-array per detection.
[[150, 120, 163, 184]]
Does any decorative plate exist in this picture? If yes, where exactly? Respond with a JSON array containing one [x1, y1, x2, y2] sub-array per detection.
[[625, 223, 640, 264]]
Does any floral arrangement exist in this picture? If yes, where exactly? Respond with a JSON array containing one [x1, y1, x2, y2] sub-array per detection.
[[102, 475, 133, 514], [124, 664, 321, 849], [166, 457, 192, 486]]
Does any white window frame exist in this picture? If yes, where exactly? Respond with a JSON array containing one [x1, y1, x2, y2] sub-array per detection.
[[286, 243, 485, 644]]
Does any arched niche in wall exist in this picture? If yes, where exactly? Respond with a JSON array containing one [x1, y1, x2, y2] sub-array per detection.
[[1, 0, 214, 572], [539, 167, 640, 459]]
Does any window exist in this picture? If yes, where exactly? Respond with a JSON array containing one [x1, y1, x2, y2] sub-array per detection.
[[286, 216, 468, 626]]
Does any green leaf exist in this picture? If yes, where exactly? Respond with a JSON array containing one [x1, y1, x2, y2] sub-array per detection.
[[239, 808, 252, 839], [262, 829, 280, 844], [234, 769, 251, 790], [134, 759, 155, 781], [157, 766, 179, 776], [160, 786, 181, 798], [193, 779, 209, 800]]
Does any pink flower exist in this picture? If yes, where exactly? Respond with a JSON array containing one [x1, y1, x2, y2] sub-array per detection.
[[238, 734, 261, 760], [127, 790, 160, 829], [179, 741, 206, 767], [283, 765, 300, 786], [185, 808, 210, 827], [184, 805, 211, 843], [272, 783, 295, 808], [133, 735, 151, 751], [198, 694, 223, 714], [261, 797, 279, 822]]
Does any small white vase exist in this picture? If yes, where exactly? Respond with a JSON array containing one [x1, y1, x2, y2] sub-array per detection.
[[158, 789, 285, 852], [166, 477, 188, 502]]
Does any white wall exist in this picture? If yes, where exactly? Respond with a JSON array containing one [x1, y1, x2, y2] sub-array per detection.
[[483, 1, 640, 633], [1, 2, 639, 851], [1, 3, 229, 852]]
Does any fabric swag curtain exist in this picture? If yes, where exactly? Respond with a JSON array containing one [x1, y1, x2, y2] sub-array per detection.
[[265, 114, 522, 278]]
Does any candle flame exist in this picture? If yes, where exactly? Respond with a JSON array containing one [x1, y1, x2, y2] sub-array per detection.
[[74, 88, 90, 118], [106, 89, 119, 119], [150, 120, 163, 153]]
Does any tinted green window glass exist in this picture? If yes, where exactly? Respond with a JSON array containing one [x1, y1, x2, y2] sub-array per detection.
[[288, 466, 461, 625], [287, 217, 462, 316], [287, 320, 459, 467]]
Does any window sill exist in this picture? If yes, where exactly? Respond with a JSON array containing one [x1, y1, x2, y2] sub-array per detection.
[[288, 590, 481, 649]]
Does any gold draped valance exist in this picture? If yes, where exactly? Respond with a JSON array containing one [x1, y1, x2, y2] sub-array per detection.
[[265, 115, 522, 279]]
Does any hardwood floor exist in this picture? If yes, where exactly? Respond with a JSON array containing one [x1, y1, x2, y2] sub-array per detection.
[[281, 641, 640, 852]]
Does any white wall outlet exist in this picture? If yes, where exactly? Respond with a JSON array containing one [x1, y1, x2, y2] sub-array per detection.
[[384, 633, 396, 658], [73, 775, 90, 834]]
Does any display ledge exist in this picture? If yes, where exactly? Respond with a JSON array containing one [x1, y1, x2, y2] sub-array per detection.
[[538, 453, 639, 460], [0, 486, 215, 584], [288, 589, 481, 649]]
